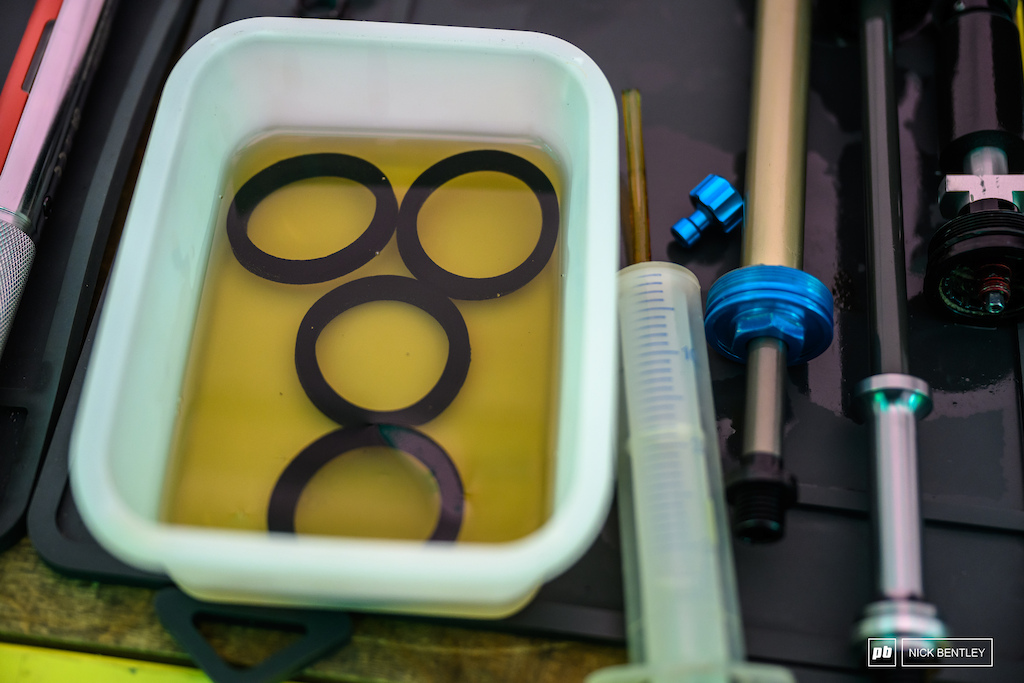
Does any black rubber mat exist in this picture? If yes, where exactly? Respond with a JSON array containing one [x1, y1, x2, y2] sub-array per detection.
[[21, 2, 1024, 682]]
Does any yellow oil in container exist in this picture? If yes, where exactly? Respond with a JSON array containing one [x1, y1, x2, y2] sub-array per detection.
[[161, 132, 564, 544]]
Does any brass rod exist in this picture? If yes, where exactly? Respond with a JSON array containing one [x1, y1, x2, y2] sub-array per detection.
[[622, 89, 651, 266]]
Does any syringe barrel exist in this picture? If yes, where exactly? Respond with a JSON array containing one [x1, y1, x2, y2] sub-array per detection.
[[616, 262, 743, 669]]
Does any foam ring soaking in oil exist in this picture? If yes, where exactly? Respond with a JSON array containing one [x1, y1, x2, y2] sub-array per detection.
[[161, 131, 564, 544]]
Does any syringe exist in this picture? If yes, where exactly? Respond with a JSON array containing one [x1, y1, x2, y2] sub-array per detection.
[[586, 91, 793, 683]]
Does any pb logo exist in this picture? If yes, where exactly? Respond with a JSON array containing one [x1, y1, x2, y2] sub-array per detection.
[[868, 638, 897, 668]]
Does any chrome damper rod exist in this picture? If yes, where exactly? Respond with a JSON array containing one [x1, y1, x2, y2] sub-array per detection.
[[854, 1, 947, 674]]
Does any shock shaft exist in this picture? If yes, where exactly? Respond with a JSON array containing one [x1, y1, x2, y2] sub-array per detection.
[[705, 0, 835, 543], [861, 0, 910, 377], [855, 0, 947, 669], [741, 0, 811, 272], [740, 0, 811, 472]]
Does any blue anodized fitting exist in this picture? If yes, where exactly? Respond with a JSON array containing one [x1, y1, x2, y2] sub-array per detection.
[[704, 264, 834, 365], [670, 174, 744, 247]]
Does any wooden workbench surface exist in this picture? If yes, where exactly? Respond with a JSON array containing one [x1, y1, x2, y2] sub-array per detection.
[[0, 539, 625, 682]]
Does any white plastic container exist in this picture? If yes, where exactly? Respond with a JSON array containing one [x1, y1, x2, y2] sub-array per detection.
[[69, 18, 619, 616]]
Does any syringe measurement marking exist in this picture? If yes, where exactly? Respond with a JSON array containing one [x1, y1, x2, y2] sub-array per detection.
[[643, 458, 700, 481], [636, 315, 667, 322], [641, 408, 682, 417], [644, 469, 702, 491], [642, 389, 683, 399], [647, 439, 699, 450], [638, 399, 682, 408], [638, 332, 668, 339], [641, 396, 684, 405], [645, 477, 700, 495], [645, 474, 696, 488], [636, 325, 667, 332], [640, 393, 684, 402], [639, 349, 679, 357], [640, 341, 669, 348], [646, 462, 695, 478], [642, 405, 683, 414], [638, 405, 679, 415], [639, 382, 680, 392], [638, 387, 688, 397], [639, 389, 684, 399], [641, 404, 684, 413], [651, 424, 693, 445], [638, 359, 671, 367], [641, 410, 678, 419], [640, 401, 682, 412]]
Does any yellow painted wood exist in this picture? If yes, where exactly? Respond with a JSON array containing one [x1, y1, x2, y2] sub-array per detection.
[[0, 540, 626, 682], [0, 642, 228, 682]]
